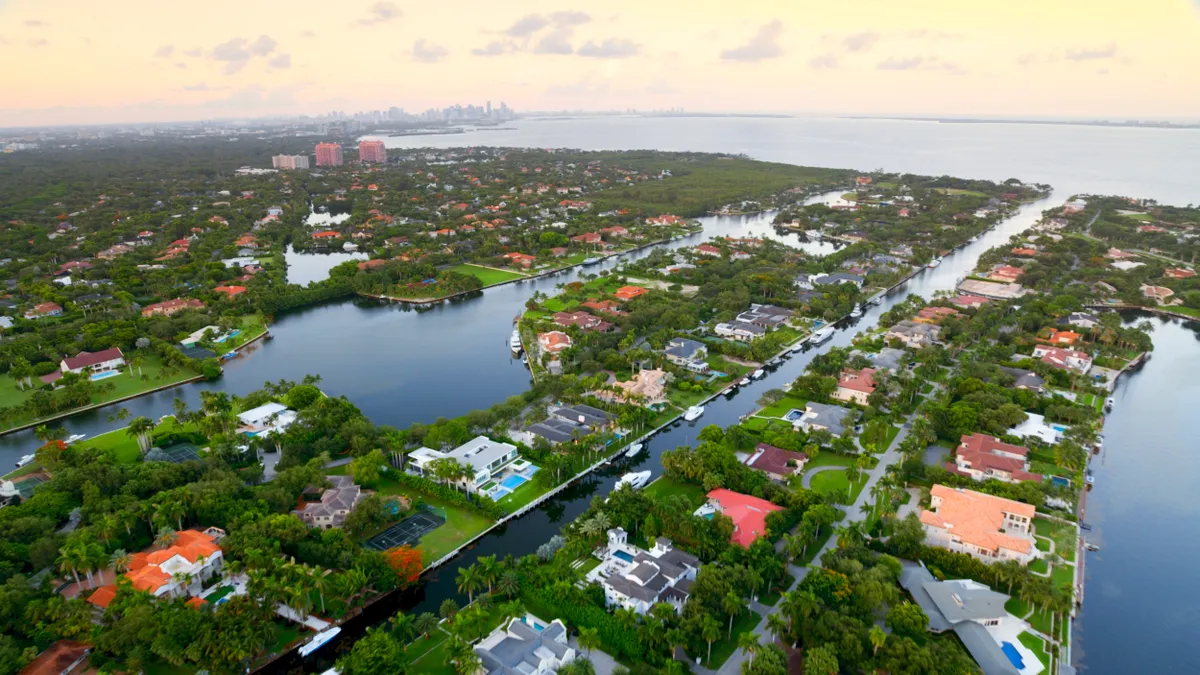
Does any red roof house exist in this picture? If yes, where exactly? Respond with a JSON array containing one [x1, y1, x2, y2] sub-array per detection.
[[214, 285, 247, 298], [949, 433, 1042, 483], [703, 488, 783, 548], [743, 443, 808, 481], [614, 286, 648, 301]]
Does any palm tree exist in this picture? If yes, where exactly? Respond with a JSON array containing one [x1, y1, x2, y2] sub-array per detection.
[[477, 555, 499, 594], [700, 615, 721, 665], [993, 559, 1025, 595], [869, 624, 887, 655], [722, 589, 742, 639], [765, 612, 788, 647], [126, 416, 156, 456], [109, 549, 133, 575], [578, 626, 602, 660], [414, 612, 439, 639], [56, 542, 85, 590], [496, 569, 519, 598], [736, 631, 759, 666], [456, 564, 482, 604], [390, 612, 416, 642], [440, 598, 460, 621], [309, 566, 333, 614], [154, 526, 178, 548]]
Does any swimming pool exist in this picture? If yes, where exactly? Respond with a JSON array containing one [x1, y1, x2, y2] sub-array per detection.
[[500, 474, 528, 490], [91, 371, 121, 381], [1000, 641, 1025, 669], [613, 550, 635, 562]]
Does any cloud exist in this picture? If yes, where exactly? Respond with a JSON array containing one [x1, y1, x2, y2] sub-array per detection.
[[184, 47, 202, 57], [546, 76, 609, 97], [720, 20, 784, 62], [534, 29, 574, 55], [876, 55, 965, 74], [269, 53, 291, 68], [472, 41, 514, 57], [877, 56, 925, 70], [183, 82, 230, 92], [24, 20, 48, 28], [549, 11, 590, 27], [503, 14, 550, 38], [356, 2, 400, 26], [302, 30, 316, 38], [809, 53, 839, 69], [842, 32, 879, 53], [211, 35, 278, 74], [576, 38, 639, 59], [175, 62, 187, 69], [154, 45, 174, 58], [27, 38, 47, 48], [412, 39, 448, 63], [251, 35, 277, 56], [1065, 44, 1117, 61]]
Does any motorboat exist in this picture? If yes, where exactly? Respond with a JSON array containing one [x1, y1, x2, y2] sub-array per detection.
[[615, 471, 652, 490], [751, 369, 765, 380], [15, 454, 35, 468], [868, 295, 883, 306], [810, 327, 834, 344], [1105, 397, 1114, 411], [1086, 474, 1095, 486], [683, 405, 705, 422], [1084, 542, 1100, 552], [805, 229, 823, 239], [509, 329, 522, 352], [1094, 435, 1104, 450], [849, 304, 862, 318], [739, 378, 751, 386], [625, 443, 644, 458], [583, 257, 602, 266], [64, 434, 86, 444], [298, 627, 341, 657], [927, 257, 942, 268]]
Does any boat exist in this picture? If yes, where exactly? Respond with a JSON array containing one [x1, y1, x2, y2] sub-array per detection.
[[1085, 542, 1100, 552], [509, 329, 522, 352], [751, 369, 765, 380], [520, 355, 528, 365], [683, 405, 705, 422], [927, 257, 942, 268], [615, 471, 652, 490], [867, 295, 883, 306], [1105, 397, 1114, 411], [64, 434, 86, 444], [298, 627, 342, 657], [1086, 474, 1095, 486], [583, 257, 602, 266], [221, 351, 236, 360], [810, 327, 834, 344], [805, 229, 823, 239], [625, 443, 644, 458], [739, 378, 751, 386], [850, 304, 862, 318], [1094, 435, 1104, 450], [15, 454, 35, 468]]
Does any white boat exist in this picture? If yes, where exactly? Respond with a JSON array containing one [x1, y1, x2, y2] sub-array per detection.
[[868, 296, 883, 306], [15, 454, 35, 468], [509, 330, 522, 352], [1105, 397, 1114, 411], [625, 443, 644, 458], [805, 229, 823, 239], [751, 369, 765, 380], [683, 405, 705, 422], [1085, 474, 1095, 486], [298, 627, 341, 657], [928, 257, 942, 268], [583, 257, 602, 266], [811, 327, 834, 343], [65, 434, 86, 444], [850, 304, 862, 318], [739, 378, 751, 386], [615, 470, 652, 490]]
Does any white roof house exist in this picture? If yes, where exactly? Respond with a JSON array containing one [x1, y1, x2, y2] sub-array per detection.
[[407, 436, 521, 494], [237, 402, 297, 436]]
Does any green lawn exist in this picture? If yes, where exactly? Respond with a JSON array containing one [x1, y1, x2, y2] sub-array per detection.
[[0, 353, 200, 431], [81, 416, 204, 464], [1117, 212, 1153, 222], [700, 609, 762, 669], [667, 386, 712, 409], [643, 476, 708, 508], [757, 394, 808, 419], [1034, 519, 1077, 563], [266, 621, 303, 655], [206, 585, 235, 603], [496, 474, 553, 512], [408, 603, 524, 675], [1018, 631, 1050, 669], [802, 452, 861, 471], [448, 263, 527, 287], [809, 469, 849, 499], [935, 188, 987, 197]]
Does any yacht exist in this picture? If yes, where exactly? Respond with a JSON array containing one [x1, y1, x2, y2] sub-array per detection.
[[15, 454, 35, 468], [1105, 397, 1114, 411], [811, 327, 834, 344], [867, 295, 883, 306], [849, 304, 862, 318], [298, 627, 341, 657], [751, 369, 765, 380], [583, 257, 602, 266], [683, 405, 705, 422], [615, 471, 652, 490], [805, 229, 823, 240], [928, 257, 942, 268], [739, 377, 751, 386], [64, 434, 86, 445], [509, 329, 522, 352], [625, 443, 644, 458]]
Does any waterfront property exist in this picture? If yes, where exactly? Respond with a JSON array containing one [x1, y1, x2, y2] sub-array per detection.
[[833, 367, 877, 405], [900, 563, 1035, 675], [236, 402, 297, 436], [475, 614, 576, 674], [742, 442, 808, 481], [694, 488, 782, 548], [956, 279, 1026, 300], [1007, 413, 1065, 446], [664, 337, 709, 372], [87, 528, 225, 609], [291, 475, 367, 529], [886, 320, 941, 348], [407, 436, 534, 499], [713, 320, 767, 342], [788, 401, 853, 436], [601, 368, 669, 406], [588, 527, 700, 615], [949, 433, 1042, 484], [1031, 345, 1092, 374], [41, 347, 127, 385], [920, 485, 1037, 564]]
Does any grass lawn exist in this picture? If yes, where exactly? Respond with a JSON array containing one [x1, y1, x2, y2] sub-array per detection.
[[0, 353, 200, 431], [206, 585, 235, 603], [701, 609, 762, 669], [82, 416, 204, 464], [667, 386, 712, 409], [1117, 212, 1153, 222], [643, 476, 707, 508], [880, 425, 901, 451], [266, 621, 303, 655], [757, 394, 808, 419], [935, 188, 987, 197], [409, 604, 526, 675], [1034, 519, 1077, 563], [1018, 632, 1050, 669], [449, 263, 527, 287], [1050, 562, 1075, 589], [809, 469, 850, 499], [802, 452, 860, 471], [497, 477, 553, 512]]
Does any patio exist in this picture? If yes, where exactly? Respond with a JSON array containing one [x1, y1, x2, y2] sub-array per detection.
[[483, 460, 540, 500]]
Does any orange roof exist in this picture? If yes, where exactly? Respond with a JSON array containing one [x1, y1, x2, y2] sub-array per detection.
[[127, 565, 172, 593], [18, 640, 90, 675], [214, 285, 247, 297], [837, 367, 877, 394], [614, 286, 647, 301], [920, 485, 1035, 555], [186, 597, 208, 610], [706, 488, 783, 548], [1049, 330, 1081, 345], [87, 585, 117, 609], [312, 230, 340, 238]]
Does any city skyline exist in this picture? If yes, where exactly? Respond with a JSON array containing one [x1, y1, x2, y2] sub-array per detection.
[[0, 0, 1198, 126]]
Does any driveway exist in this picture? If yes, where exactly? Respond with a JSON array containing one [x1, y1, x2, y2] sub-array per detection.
[[569, 638, 621, 675], [800, 465, 846, 489]]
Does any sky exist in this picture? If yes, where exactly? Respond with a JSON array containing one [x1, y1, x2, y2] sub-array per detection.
[[1, 0, 1198, 126]]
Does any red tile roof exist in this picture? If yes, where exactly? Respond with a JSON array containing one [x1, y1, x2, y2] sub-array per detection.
[[706, 488, 783, 548], [213, 285, 247, 297], [614, 286, 648, 301], [953, 433, 1041, 482], [744, 443, 807, 477], [62, 348, 124, 371], [837, 367, 877, 394], [17, 640, 90, 675]]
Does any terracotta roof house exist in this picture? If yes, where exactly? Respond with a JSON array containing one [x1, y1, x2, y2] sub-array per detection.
[[61, 348, 125, 375], [1141, 284, 1176, 305], [571, 232, 602, 244], [1011, 247, 1038, 256], [914, 306, 962, 324], [743, 443, 808, 481], [949, 433, 1042, 484], [600, 226, 628, 237], [25, 302, 64, 319], [142, 298, 204, 317], [920, 485, 1037, 564], [213, 285, 247, 298], [1047, 329, 1082, 345], [580, 299, 626, 315], [311, 230, 341, 239], [549, 246, 568, 257], [614, 286, 648, 301], [502, 252, 536, 268], [695, 244, 722, 257], [646, 214, 684, 226], [606, 369, 668, 406], [1105, 247, 1134, 260], [986, 265, 1024, 283], [832, 367, 877, 405], [1165, 268, 1196, 279], [357, 259, 390, 271], [948, 294, 991, 309], [538, 331, 572, 354], [88, 528, 225, 608], [1031, 345, 1092, 373], [17, 640, 91, 675], [553, 311, 612, 332], [697, 489, 783, 548]]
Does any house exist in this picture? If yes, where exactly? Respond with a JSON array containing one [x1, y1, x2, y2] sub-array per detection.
[[502, 252, 536, 268], [61, 348, 125, 375], [24, 302, 63, 319], [714, 320, 766, 342], [949, 434, 1042, 484], [1104, 247, 1134, 260], [915, 306, 962, 324], [1059, 312, 1101, 330], [1165, 268, 1196, 279], [213, 285, 247, 298], [886, 320, 941, 348], [986, 265, 1024, 283], [1031, 345, 1092, 373], [997, 367, 1045, 392], [236, 402, 297, 436], [16, 640, 91, 675], [695, 244, 723, 257], [899, 563, 1025, 675], [88, 528, 225, 608], [520, 417, 591, 446], [832, 367, 877, 405], [792, 402, 853, 436], [614, 285, 648, 301], [1008, 412, 1065, 446], [608, 368, 668, 406], [552, 311, 612, 332], [743, 443, 808, 481], [869, 347, 908, 372], [920, 485, 1037, 564], [572, 232, 601, 244], [664, 337, 709, 372], [811, 272, 864, 288], [955, 279, 1025, 300], [142, 298, 204, 317], [1141, 284, 1176, 305], [475, 615, 575, 674], [407, 436, 521, 495], [948, 294, 991, 309], [537, 331, 572, 354], [600, 226, 628, 237], [736, 304, 794, 329], [549, 246, 568, 257], [695, 489, 783, 548], [357, 259, 390, 271], [291, 475, 367, 529], [580, 299, 625, 315], [588, 528, 700, 615], [551, 404, 613, 429]]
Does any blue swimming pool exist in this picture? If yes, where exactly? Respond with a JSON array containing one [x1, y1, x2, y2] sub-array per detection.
[[1050, 476, 1070, 488], [91, 371, 121, 381], [500, 474, 528, 490], [613, 550, 634, 562], [1001, 641, 1025, 669]]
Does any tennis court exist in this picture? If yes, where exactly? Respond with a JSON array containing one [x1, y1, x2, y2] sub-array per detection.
[[12, 474, 46, 498], [364, 510, 445, 551], [158, 443, 202, 463]]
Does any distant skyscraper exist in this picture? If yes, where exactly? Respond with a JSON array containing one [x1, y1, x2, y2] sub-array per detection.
[[315, 143, 343, 167], [358, 140, 387, 163], [272, 154, 310, 170]]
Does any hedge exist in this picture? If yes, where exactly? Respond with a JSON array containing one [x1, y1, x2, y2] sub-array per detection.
[[524, 586, 646, 662], [387, 469, 505, 520]]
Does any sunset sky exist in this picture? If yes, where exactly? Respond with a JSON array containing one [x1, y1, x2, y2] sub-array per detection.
[[1, 0, 1198, 126]]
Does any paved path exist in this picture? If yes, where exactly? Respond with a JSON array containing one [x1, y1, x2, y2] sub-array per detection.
[[800, 465, 846, 489], [570, 637, 621, 675]]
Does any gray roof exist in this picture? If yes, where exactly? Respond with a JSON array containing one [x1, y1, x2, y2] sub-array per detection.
[[924, 580, 1010, 624], [802, 402, 852, 436], [525, 418, 586, 445], [888, 320, 940, 339], [476, 619, 571, 675], [554, 404, 612, 427], [954, 622, 1021, 675], [665, 338, 706, 359], [998, 367, 1045, 391], [448, 436, 518, 470], [813, 272, 864, 286], [870, 347, 908, 372]]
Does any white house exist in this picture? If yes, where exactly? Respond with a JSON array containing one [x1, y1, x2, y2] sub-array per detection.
[[714, 320, 766, 342], [87, 528, 225, 609], [587, 528, 700, 615], [475, 615, 575, 674], [60, 348, 125, 375], [236, 402, 297, 436], [407, 436, 522, 495]]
